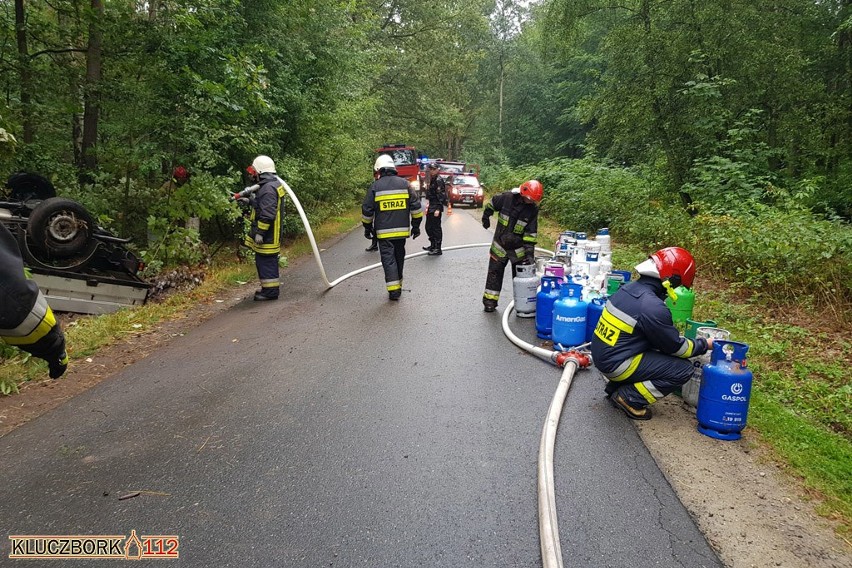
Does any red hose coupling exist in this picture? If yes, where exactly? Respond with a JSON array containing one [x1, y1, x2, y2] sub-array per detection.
[[555, 350, 591, 368]]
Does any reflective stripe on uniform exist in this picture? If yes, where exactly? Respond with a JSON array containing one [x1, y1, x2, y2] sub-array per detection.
[[0, 294, 56, 346], [523, 233, 537, 243], [260, 279, 279, 288], [490, 242, 507, 258], [603, 353, 644, 381], [674, 338, 695, 357], [386, 280, 401, 292], [257, 221, 271, 231], [635, 381, 662, 404], [376, 227, 410, 239], [498, 212, 510, 226], [483, 289, 501, 301]]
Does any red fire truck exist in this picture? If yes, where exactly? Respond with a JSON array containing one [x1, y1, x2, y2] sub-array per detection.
[[374, 144, 420, 188]]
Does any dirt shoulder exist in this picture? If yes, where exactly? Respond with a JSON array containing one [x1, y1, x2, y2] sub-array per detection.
[[1, 285, 851, 567]]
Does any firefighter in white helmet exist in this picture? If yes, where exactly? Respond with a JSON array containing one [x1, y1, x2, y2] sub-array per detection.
[[244, 155, 286, 301], [362, 154, 423, 300], [0, 223, 68, 378]]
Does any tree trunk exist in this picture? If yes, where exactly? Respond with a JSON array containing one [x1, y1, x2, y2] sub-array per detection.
[[80, 0, 104, 176], [15, 0, 33, 144]]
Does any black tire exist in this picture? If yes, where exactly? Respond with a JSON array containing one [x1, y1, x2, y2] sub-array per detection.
[[27, 197, 97, 259]]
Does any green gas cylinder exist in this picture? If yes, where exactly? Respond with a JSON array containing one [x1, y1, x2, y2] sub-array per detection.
[[685, 319, 717, 339], [665, 286, 695, 324]]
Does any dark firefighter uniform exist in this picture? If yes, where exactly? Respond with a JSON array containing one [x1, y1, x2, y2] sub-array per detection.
[[0, 223, 68, 378], [362, 173, 424, 298], [591, 276, 711, 409], [423, 171, 448, 253], [244, 173, 286, 299], [481, 190, 538, 310]]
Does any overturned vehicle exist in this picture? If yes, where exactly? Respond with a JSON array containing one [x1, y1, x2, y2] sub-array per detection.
[[1, 173, 150, 314]]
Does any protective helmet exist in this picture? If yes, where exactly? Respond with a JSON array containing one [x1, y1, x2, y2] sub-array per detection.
[[428, 162, 439, 170], [251, 155, 276, 175], [635, 246, 696, 288], [374, 154, 396, 173], [519, 180, 543, 204], [173, 166, 188, 183]]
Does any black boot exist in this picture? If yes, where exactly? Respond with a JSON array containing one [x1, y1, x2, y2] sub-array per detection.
[[422, 239, 434, 251], [428, 241, 442, 255]]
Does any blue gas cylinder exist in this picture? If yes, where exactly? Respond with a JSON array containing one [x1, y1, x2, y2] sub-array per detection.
[[585, 297, 606, 342], [535, 276, 562, 339], [696, 341, 754, 441], [551, 283, 587, 348]]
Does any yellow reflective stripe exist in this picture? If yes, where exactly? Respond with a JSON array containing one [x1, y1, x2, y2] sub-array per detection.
[[261, 281, 279, 288], [600, 308, 634, 334], [674, 338, 694, 357], [386, 281, 402, 291], [362, 215, 373, 223], [483, 291, 500, 301], [378, 231, 409, 239], [375, 192, 409, 201], [411, 211, 424, 219], [523, 235, 537, 243], [635, 381, 657, 404], [2, 306, 56, 346], [609, 353, 643, 381], [257, 221, 271, 230]]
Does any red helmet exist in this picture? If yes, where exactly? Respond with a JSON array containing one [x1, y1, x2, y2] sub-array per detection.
[[519, 180, 543, 204], [636, 247, 696, 288], [173, 166, 188, 183]]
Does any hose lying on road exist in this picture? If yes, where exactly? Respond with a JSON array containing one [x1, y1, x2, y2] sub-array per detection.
[[283, 181, 580, 568]]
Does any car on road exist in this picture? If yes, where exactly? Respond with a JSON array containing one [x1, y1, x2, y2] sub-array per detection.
[[447, 173, 484, 208]]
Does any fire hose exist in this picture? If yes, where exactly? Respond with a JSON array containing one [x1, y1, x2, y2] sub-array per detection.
[[253, 181, 589, 567]]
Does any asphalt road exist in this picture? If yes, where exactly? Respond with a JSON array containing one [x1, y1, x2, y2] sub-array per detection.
[[0, 204, 722, 567]]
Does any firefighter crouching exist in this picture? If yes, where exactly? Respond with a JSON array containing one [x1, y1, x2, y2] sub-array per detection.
[[480, 180, 543, 312], [0, 224, 68, 378], [244, 155, 286, 301], [362, 154, 424, 300], [591, 247, 714, 420]]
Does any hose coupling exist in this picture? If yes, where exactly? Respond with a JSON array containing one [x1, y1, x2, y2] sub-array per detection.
[[553, 350, 591, 369]]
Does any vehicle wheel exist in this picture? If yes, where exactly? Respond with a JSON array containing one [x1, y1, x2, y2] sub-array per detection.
[[27, 197, 98, 259]]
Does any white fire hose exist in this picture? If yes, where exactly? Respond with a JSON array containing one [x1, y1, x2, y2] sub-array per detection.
[[282, 182, 587, 567]]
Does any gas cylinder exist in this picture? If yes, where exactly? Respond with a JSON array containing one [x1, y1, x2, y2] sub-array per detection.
[[551, 283, 587, 348], [585, 241, 601, 279], [513, 264, 539, 318], [596, 227, 611, 254], [585, 297, 606, 343], [682, 327, 731, 407], [665, 285, 695, 323], [535, 276, 562, 339], [572, 232, 588, 265], [696, 341, 753, 440]]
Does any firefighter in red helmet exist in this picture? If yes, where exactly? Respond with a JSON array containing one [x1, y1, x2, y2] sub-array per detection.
[[591, 247, 713, 420], [480, 180, 542, 312]]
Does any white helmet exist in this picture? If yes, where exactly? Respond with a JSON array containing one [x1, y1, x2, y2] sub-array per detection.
[[252, 155, 276, 174], [374, 154, 396, 172]]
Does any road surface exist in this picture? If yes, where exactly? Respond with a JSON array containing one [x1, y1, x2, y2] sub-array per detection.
[[0, 204, 722, 567]]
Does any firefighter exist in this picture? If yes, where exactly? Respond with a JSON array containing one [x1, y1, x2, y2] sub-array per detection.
[[480, 180, 543, 312], [591, 247, 714, 420], [362, 154, 424, 300], [422, 162, 448, 255], [0, 224, 68, 378], [244, 155, 286, 301]]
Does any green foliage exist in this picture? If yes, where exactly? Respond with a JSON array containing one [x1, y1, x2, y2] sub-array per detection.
[[692, 207, 852, 306]]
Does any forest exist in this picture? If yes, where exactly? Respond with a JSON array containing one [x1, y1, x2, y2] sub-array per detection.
[[2, 0, 851, 524]]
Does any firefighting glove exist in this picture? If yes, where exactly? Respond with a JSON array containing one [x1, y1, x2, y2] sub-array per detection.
[[48, 351, 69, 380], [411, 227, 420, 240], [254, 233, 265, 245], [481, 216, 490, 229], [364, 225, 373, 239]]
